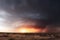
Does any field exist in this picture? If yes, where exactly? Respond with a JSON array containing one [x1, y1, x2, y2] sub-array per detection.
[[0, 33, 60, 40]]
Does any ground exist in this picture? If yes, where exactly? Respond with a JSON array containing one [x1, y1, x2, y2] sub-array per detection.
[[0, 33, 60, 40]]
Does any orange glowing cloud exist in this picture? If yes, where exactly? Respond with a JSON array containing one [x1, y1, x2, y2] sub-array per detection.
[[16, 27, 44, 33], [12, 21, 47, 33]]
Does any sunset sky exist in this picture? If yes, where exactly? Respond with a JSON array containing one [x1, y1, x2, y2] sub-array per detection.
[[0, 0, 60, 33]]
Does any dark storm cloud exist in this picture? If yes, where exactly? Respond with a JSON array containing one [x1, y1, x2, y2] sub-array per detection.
[[0, 0, 60, 28], [0, 0, 49, 19]]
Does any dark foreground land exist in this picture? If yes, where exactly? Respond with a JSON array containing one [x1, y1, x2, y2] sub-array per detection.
[[0, 33, 60, 40]]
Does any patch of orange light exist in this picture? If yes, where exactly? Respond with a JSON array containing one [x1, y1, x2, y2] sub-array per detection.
[[17, 28, 41, 33]]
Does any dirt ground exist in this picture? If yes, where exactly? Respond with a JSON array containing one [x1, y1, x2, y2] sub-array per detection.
[[0, 33, 60, 40]]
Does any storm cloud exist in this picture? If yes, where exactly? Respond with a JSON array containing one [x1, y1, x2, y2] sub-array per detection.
[[0, 0, 60, 32]]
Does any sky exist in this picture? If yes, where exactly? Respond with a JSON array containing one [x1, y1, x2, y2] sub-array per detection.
[[0, 0, 60, 32]]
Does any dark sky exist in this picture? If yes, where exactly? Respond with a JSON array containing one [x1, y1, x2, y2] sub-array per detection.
[[0, 0, 60, 31]]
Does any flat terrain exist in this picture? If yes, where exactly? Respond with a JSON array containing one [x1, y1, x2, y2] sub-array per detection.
[[0, 33, 60, 40]]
